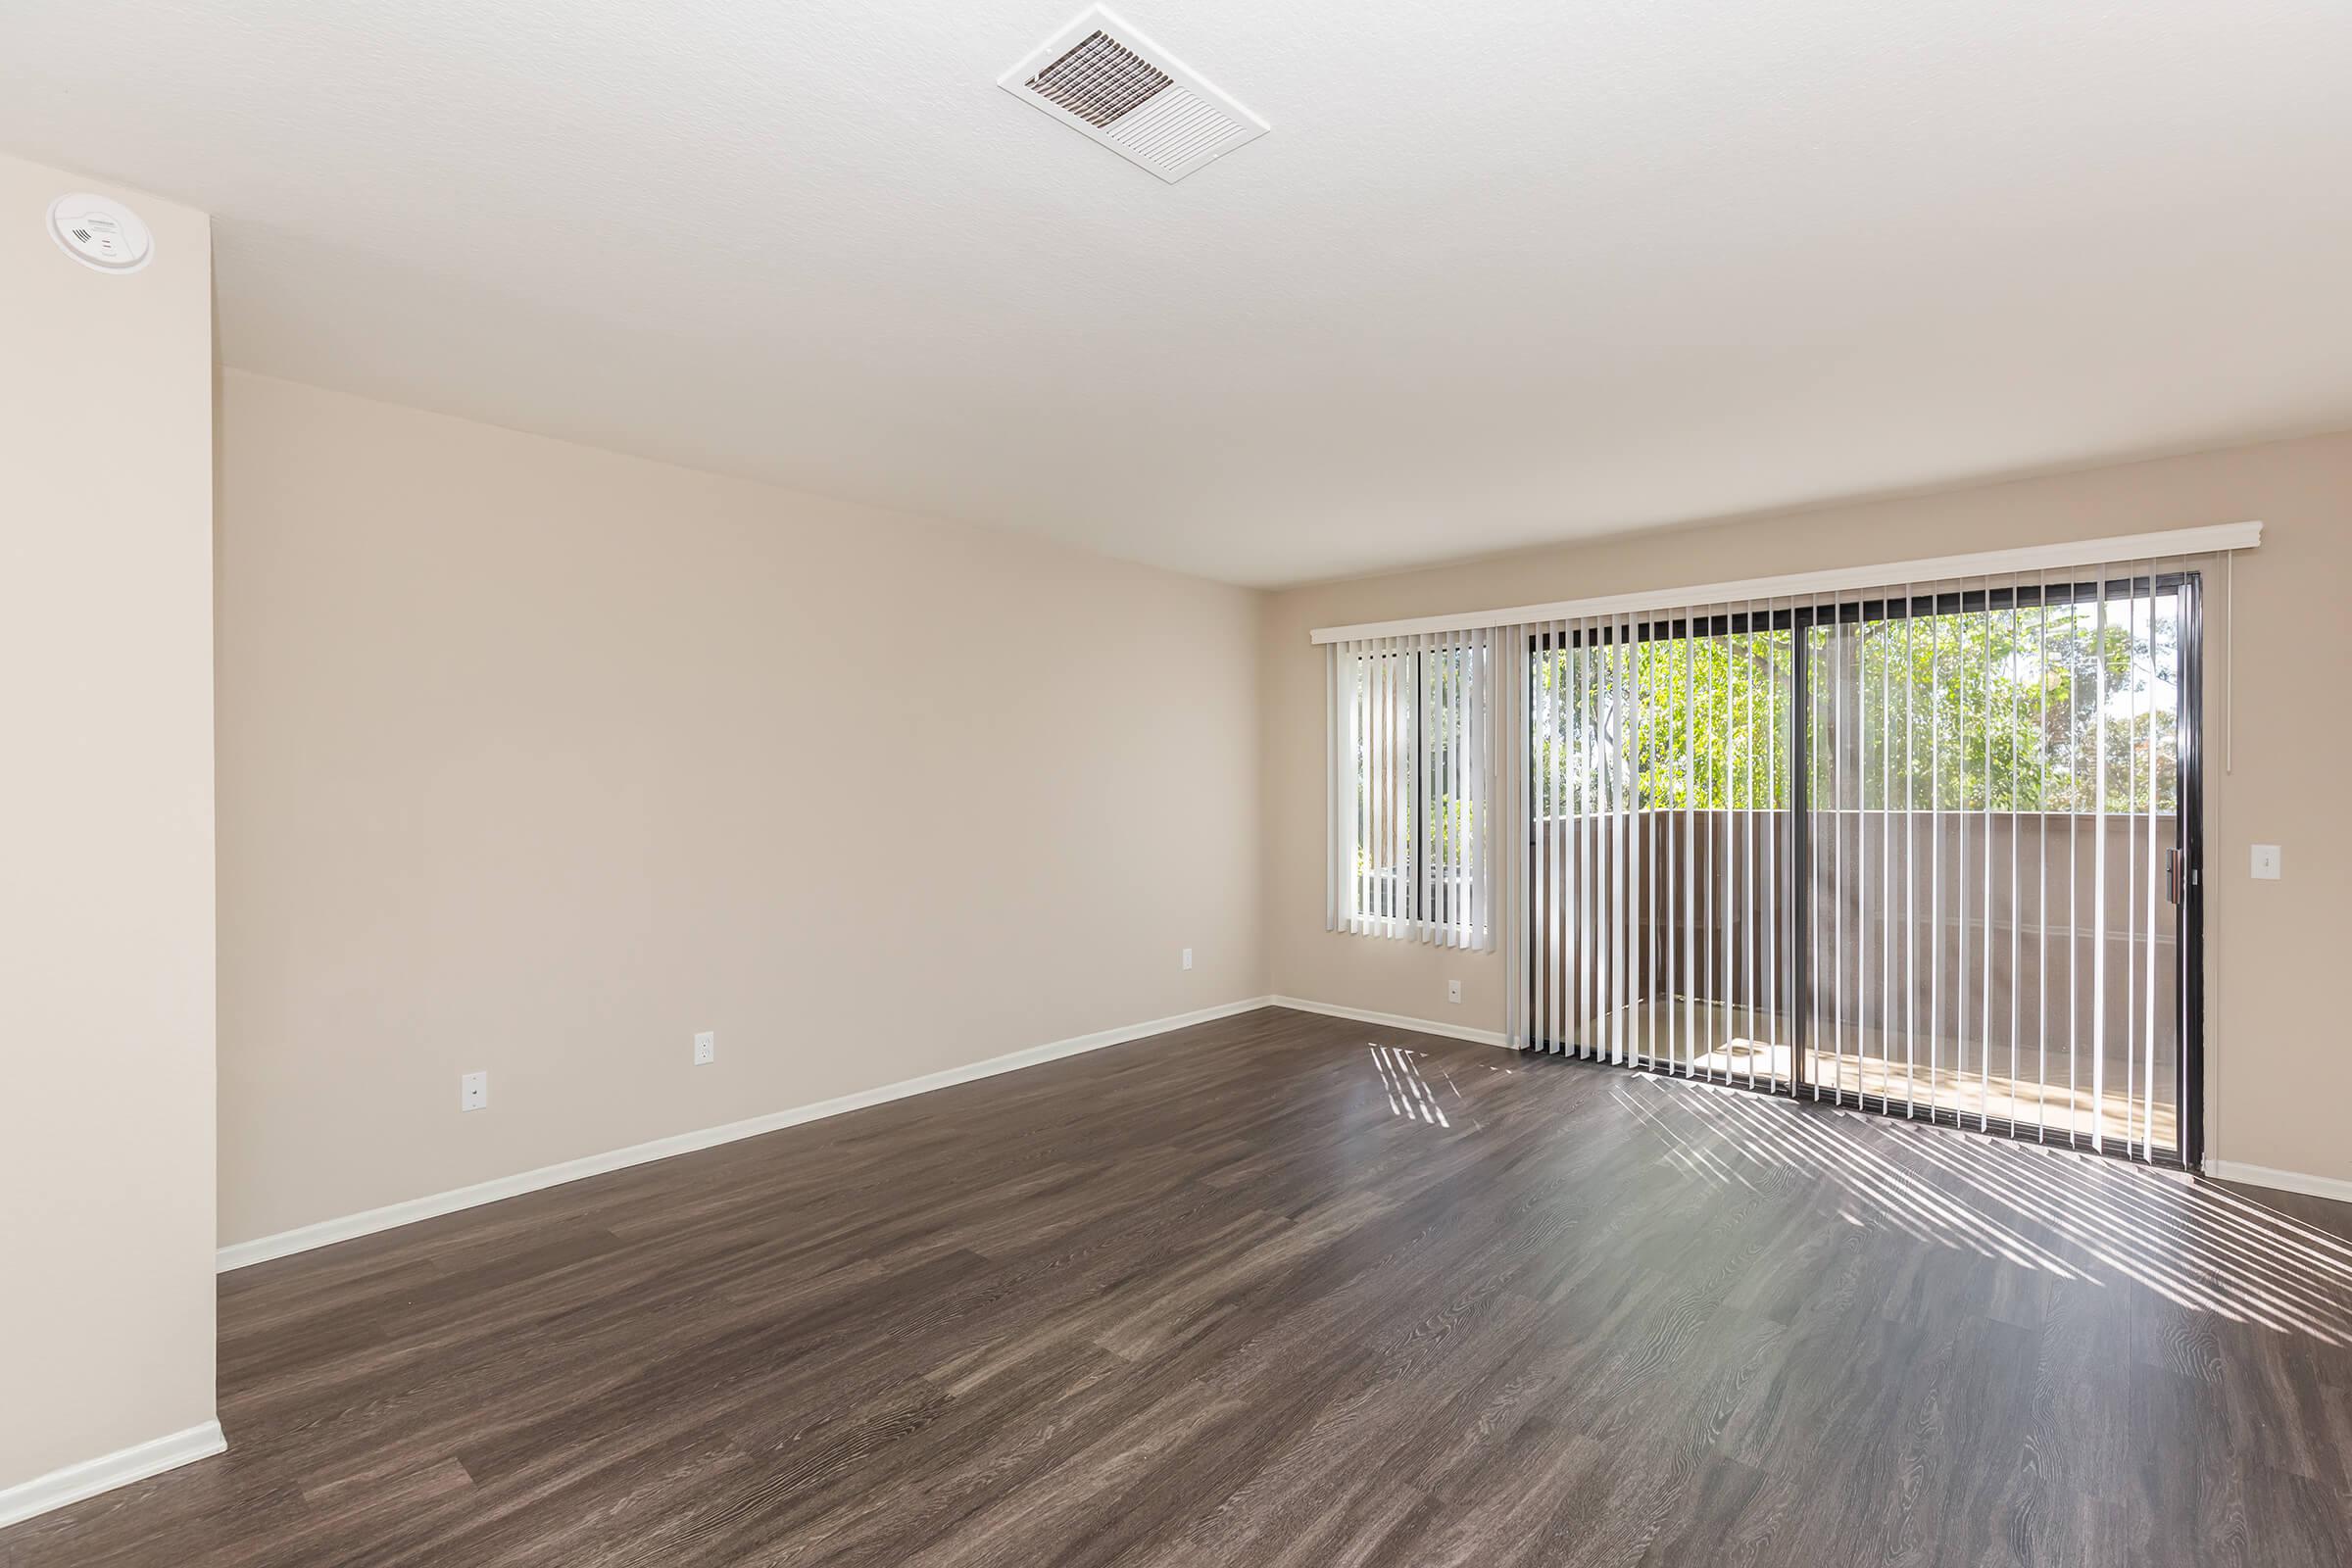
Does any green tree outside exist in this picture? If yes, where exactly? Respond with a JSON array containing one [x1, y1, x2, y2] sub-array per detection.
[[1532, 591, 2180, 817]]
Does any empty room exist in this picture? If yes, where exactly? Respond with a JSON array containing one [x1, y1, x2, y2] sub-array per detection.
[[5, 3, 2352, 1564]]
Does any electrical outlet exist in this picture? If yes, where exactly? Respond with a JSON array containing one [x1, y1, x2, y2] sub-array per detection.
[[1447, 979, 1462, 1004], [460, 1070, 488, 1111], [2251, 844, 2281, 880], [1182, 948, 1194, 971], [694, 1030, 715, 1065]]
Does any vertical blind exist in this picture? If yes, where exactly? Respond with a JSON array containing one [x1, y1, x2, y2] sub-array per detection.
[[1797, 559, 2198, 1160], [1508, 557, 2200, 1160], [1516, 597, 1799, 1086], [1325, 629, 1499, 948], [1319, 527, 2251, 1168]]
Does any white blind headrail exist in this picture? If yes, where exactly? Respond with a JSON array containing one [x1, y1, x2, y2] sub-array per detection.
[[1307, 522, 2260, 645]]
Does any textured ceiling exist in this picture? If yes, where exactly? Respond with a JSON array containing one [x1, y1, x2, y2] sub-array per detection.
[[7, 1, 2352, 586]]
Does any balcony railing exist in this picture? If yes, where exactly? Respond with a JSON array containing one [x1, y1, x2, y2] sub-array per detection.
[[1520, 808, 2181, 1151]]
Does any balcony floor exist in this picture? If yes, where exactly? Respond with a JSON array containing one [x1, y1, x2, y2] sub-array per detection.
[[1553, 996, 2180, 1155]]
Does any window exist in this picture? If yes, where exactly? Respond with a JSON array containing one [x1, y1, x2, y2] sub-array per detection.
[[1326, 630, 1496, 948]]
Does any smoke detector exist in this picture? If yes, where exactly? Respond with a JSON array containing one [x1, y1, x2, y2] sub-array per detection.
[[48, 193, 154, 273], [1000, 7, 1268, 183]]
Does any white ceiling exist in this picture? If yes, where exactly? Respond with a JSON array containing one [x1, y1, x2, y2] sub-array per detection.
[[8, 2, 2352, 587]]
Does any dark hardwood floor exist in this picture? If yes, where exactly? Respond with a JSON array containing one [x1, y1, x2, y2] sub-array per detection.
[[6, 1004, 2350, 1567]]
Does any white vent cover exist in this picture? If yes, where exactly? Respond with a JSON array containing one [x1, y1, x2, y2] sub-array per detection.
[[1000, 7, 1267, 183]]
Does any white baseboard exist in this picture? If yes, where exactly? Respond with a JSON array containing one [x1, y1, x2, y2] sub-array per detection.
[[2204, 1159, 2352, 1206], [218, 996, 1277, 1273], [0, 1420, 225, 1531], [1270, 995, 1510, 1050]]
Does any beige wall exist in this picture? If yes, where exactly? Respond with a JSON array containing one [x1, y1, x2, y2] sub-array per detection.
[[1263, 433, 2352, 1185], [0, 156, 217, 1489], [216, 370, 1264, 1246]]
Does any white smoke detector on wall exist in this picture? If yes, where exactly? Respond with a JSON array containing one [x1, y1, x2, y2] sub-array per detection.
[[48, 192, 154, 273], [1000, 6, 1268, 184]]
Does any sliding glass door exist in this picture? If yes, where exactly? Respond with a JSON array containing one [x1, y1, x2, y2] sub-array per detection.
[[1529, 605, 1799, 1089], [1526, 569, 2202, 1165]]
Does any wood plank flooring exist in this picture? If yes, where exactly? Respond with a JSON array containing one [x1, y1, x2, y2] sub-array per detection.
[[5, 1004, 2348, 1566]]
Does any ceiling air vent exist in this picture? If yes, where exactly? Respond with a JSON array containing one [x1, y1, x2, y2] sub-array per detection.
[[1000, 7, 1268, 183]]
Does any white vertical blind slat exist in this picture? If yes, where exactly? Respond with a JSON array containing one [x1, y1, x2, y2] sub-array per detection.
[[2035, 567, 2052, 1141], [1564, 619, 1579, 1054], [1898, 585, 1912, 1112], [1647, 614, 1661, 1065], [1432, 630, 1444, 944], [1442, 636, 1455, 944], [1664, 614, 1678, 1072], [1588, 620, 1600, 1058], [1363, 639, 1376, 937], [2013, 580, 2032, 1128], [1741, 594, 1757, 1086], [1582, 618, 1596, 1056], [1929, 585, 1945, 1117], [1566, 618, 1578, 1051], [1383, 629, 1401, 940], [1556, 619, 1571, 1053], [1539, 625, 1554, 1051], [1766, 593, 1781, 1077], [1373, 637, 1386, 932], [1609, 612, 1625, 1063], [1376, 636, 1386, 935], [2144, 557, 2154, 1161], [1346, 643, 1361, 936], [1682, 615, 1696, 1076], [1804, 592, 1820, 1098], [1446, 632, 1459, 946], [1428, 634, 1442, 945], [1553, 620, 1566, 1052], [1472, 628, 1483, 948], [1453, 631, 1466, 948], [1974, 574, 1990, 1130], [1329, 643, 1342, 933], [1631, 614, 1644, 1063], [2122, 574, 2141, 1148], [2152, 560, 2174, 1156], [1855, 597, 1870, 1107], [2090, 585, 2109, 1152], [1357, 639, 1370, 937], [1383, 636, 1393, 933], [1415, 632, 1428, 944], [1881, 588, 1895, 1107]]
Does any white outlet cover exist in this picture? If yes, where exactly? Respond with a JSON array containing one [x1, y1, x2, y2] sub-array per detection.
[[460, 1070, 488, 1110], [694, 1030, 715, 1064], [1447, 980, 1462, 1004], [2251, 844, 2281, 880], [1182, 948, 1194, 970]]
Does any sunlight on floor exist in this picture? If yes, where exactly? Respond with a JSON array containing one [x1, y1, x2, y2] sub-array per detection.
[[1564, 995, 2178, 1152], [1368, 1044, 1452, 1127], [1611, 1076, 2352, 1345]]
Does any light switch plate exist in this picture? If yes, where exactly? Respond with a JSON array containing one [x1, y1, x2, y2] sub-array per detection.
[[2251, 844, 2281, 880]]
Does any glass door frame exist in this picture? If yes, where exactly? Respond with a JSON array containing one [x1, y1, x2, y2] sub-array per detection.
[[1525, 569, 2206, 1169]]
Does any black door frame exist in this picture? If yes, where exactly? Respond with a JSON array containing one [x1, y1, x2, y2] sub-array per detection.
[[1526, 571, 2206, 1170]]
